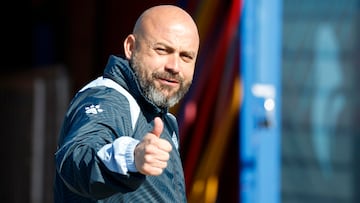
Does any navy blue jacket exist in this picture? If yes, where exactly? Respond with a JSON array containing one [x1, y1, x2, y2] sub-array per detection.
[[54, 55, 186, 202]]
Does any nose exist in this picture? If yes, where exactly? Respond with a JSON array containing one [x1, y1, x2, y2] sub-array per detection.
[[165, 54, 180, 74]]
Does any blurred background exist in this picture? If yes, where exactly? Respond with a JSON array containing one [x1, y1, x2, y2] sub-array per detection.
[[1, 0, 359, 202]]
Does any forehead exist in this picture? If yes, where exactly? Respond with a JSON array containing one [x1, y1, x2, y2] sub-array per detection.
[[144, 21, 199, 53]]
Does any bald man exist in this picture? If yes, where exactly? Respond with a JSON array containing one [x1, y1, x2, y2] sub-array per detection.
[[54, 5, 199, 203]]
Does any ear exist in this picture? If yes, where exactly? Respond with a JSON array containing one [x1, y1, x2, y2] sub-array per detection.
[[124, 34, 136, 60]]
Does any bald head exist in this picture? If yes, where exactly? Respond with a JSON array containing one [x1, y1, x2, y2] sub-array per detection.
[[133, 5, 199, 50]]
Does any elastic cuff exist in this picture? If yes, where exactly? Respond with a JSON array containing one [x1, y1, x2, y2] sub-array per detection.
[[125, 139, 140, 172]]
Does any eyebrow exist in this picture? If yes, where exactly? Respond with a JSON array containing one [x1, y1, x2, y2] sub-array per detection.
[[153, 42, 196, 58]]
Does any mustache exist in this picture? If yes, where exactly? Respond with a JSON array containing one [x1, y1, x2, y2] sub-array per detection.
[[152, 71, 183, 83]]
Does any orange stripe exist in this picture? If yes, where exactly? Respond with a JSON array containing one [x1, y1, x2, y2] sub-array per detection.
[[188, 76, 241, 203]]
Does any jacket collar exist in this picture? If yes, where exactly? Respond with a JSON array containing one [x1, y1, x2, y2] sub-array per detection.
[[103, 55, 168, 116]]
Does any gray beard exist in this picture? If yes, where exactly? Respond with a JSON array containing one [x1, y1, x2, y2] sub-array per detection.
[[143, 81, 182, 108], [130, 56, 190, 108]]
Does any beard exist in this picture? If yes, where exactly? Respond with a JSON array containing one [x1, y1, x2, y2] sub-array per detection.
[[130, 53, 191, 108]]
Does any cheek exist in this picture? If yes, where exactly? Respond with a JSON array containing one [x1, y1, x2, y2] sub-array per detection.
[[143, 56, 164, 72], [182, 67, 195, 82]]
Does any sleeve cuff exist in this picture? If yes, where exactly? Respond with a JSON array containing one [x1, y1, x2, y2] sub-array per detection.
[[125, 139, 139, 172], [97, 136, 139, 175]]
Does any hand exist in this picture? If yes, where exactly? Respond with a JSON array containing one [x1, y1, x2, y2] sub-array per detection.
[[134, 117, 172, 176]]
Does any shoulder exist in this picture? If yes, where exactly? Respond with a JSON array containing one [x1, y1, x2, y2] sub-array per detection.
[[72, 76, 137, 112]]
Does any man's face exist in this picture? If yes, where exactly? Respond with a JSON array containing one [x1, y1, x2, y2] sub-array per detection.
[[129, 22, 199, 108]]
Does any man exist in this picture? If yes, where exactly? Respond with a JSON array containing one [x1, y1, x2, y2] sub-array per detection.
[[54, 5, 200, 203]]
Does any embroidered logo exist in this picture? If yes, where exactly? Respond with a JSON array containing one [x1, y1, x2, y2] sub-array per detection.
[[85, 104, 104, 114], [172, 132, 179, 150]]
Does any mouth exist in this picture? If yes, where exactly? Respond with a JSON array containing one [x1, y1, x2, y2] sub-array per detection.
[[152, 71, 183, 90], [156, 76, 180, 87]]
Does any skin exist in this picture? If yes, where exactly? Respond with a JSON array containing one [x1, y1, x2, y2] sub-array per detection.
[[123, 5, 200, 176], [124, 5, 200, 108]]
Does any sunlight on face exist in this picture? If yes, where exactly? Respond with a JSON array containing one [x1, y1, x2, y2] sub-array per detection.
[[126, 6, 199, 108], [130, 51, 192, 108]]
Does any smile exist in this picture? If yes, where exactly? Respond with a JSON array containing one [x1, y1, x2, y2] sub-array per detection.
[[157, 77, 180, 87]]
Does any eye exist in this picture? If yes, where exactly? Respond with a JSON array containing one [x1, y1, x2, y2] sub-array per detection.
[[155, 47, 168, 54], [180, 53, 194, 63]]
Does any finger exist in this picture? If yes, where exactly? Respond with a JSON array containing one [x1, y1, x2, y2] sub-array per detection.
[[138, 162, 164, 176], [151, 117, 163, 138], [156, 139, 173, 152], [152, 160, 168, 169], [153, 150, 170, 162], [143, 154, 168, 168]]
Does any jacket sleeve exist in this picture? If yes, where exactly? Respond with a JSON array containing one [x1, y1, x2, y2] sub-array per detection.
[[55, 88, 145, 200], [96, 136, 139, 174]]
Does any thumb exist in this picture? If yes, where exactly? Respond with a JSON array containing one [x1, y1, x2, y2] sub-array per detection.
[[151, 117, 163, 138]]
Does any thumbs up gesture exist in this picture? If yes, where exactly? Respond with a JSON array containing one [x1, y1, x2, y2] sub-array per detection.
[[134, 117, 173, 176]]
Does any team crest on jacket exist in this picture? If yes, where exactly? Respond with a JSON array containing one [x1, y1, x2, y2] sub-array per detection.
[[85, 104, 104, 114]]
